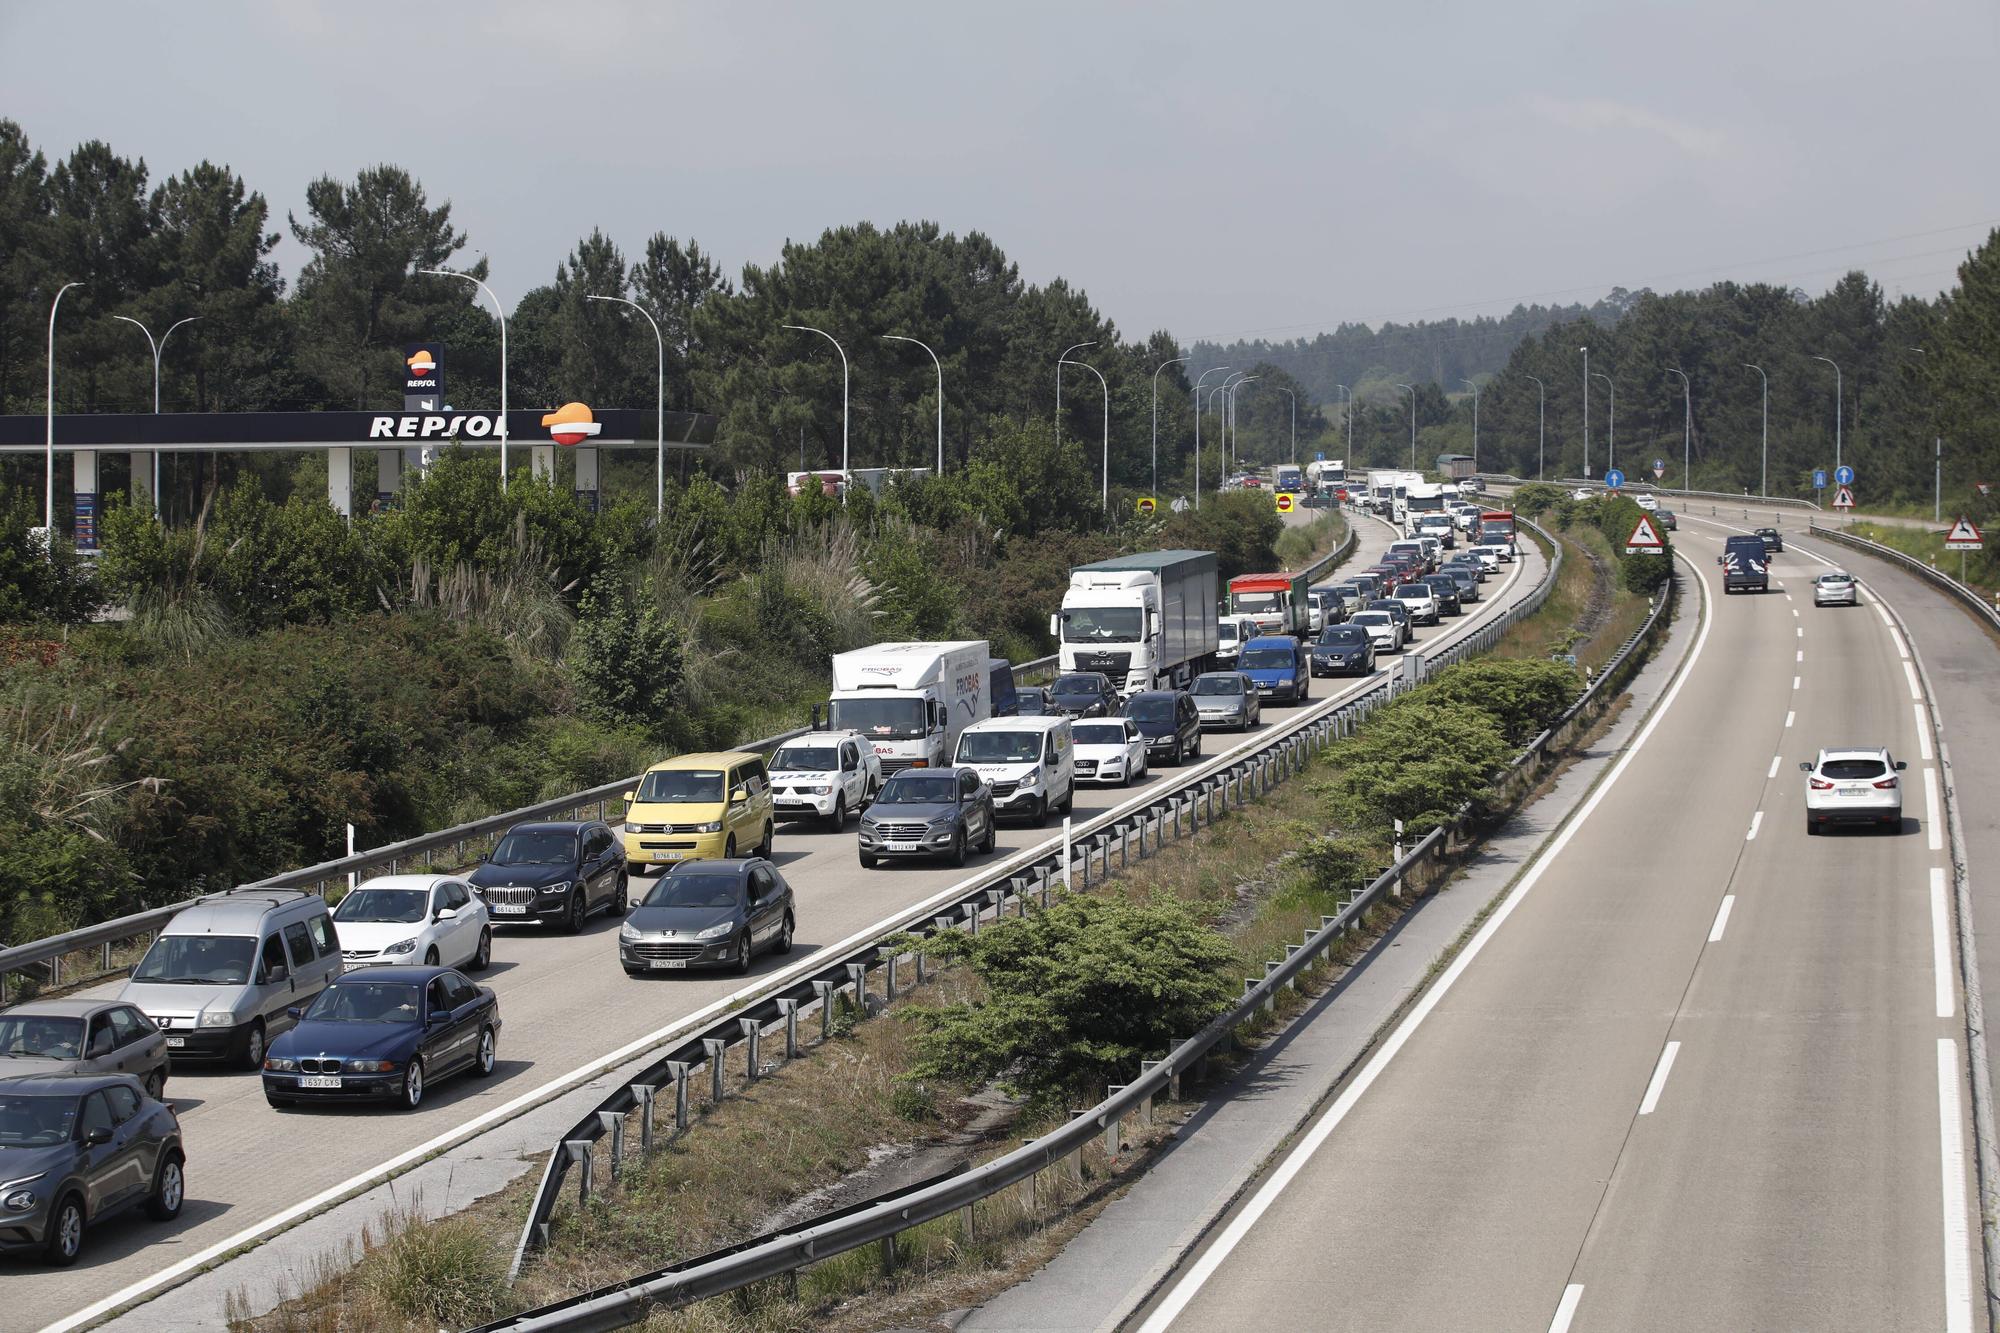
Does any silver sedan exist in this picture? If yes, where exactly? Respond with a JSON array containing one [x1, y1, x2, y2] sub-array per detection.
[[0, 999, 172, 1101], [1813, 570, 1858, 607], [1191, 672, 1262, 731]]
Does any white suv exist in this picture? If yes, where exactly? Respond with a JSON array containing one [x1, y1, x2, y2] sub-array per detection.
[[1392, 582, 1441, 626], [1800, 747, 1906, 834]]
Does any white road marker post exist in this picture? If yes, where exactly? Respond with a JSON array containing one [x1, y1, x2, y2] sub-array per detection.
[[1063, 816, 1074, 891]]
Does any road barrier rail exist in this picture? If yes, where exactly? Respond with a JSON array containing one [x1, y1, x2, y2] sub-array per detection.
[[1808, 523, 2000, 633]]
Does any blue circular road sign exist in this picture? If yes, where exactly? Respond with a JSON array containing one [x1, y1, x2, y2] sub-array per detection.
[[1604, 468, 1626, 490], [1834, 464, 1855, 487]]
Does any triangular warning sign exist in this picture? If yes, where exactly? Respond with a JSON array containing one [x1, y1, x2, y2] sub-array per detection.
[[1944, 517, 1984, 549], [1832, 485, 1855, 509], [1625, 515, 1664, 551]]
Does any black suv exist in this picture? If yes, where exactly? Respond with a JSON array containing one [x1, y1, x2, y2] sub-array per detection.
[[1756, 527, 1784, 553], [1123, 689, 1202, 766], [1311, 624, 1376, 677], [469, 820, 627, 932], [1048, 672, 1121, 718]]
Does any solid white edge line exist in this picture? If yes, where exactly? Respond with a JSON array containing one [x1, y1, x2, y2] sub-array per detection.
[[1767, 755, 1781, 779], [1926, 767, 1944, 851], [56, 533, 1541, 1333], [1934, 870, 1956, 1020], [1906, 660, 1925, 699], [1940, 1038, 1976, 1333], [1917, 705, 1935, 760], [1709, 895, 1735, 943], [1135, 547, 1714, 1333], [1549, 1283, 1586, 1333], [1746, 811, 1763, 841], [1638, 1040, 1682, 1115]]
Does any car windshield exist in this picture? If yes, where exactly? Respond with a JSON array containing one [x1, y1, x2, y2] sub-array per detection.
[[1319, 629, 1366, 646], [1073, 722, 1128, 746], [1233, 592, 1282, 613], [0, 1015, 86, 1060], [878, 775, 959, 804], [1818, 572, 1851, 584], [642, 873, 743, 909], [132, 934, 255, 985], [1217, 622, 1242, 644], [1062, 607, 1142, 644], [337, 888, 431, 924], [959, 730, 1042, 763], [1125, 696, 1173, 722], [1822, 758, 1888, 780], [1352, 613, 1390, 626], [1395, 585, 1430, 599], [773, 746, 840, 772], [1241, 648, 1296, 668], [1052, 675, 1104, 698], [1193, 676, 1242, 696], [306, 981, 422, 1024], [1333, 585, 1364, 598], [0, 1092, 77, 1147], [635, 768, 726, 803], [490, 832, 576, 866], [829, 698, 926, 739], [1017, 692, 1049, 714]]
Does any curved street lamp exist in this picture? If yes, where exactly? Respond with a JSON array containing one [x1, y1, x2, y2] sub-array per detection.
[[586, 295, 666, 514], [419, 268, 509, 487], [1190, 365, 1233, 510], [1060, 357, 1111, 511], [1459, 378, 1479, 471], [1523, 374, 1546, 480], [1151, 355, 1190, 499], [113, 313, 204, 515], [883, 335, 945, 477], [1056, 340, 1098, 447], [1811, 354, 1843, 472], [1591, 371, 1616, 476], [44, 281, 85, 533], [1395, 382, 1418, 468], [783, 324, 850, 481], [1665, 367, 1693, 490], [1741, 363, 1768, 498]]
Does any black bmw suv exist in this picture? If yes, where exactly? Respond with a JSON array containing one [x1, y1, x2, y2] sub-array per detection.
[[468, 820, 627, 932]]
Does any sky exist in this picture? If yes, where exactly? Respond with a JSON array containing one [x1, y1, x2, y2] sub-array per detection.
[[5, 0, 1998, 345]]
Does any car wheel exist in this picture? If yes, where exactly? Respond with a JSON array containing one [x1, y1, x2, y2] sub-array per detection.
[[1033, 796, 1049, 827], [758, 822, 774, 857], [827, 796, 847, 834], [424, 945, 440, 966], [469, 927, 492, 972], [242, 1020, 266, 1072], [775, 912, 795, 955], [949, 828, 967, 869], [145, 1151, 185, 1222], [725, 835, 738, 859], [471, 1026, 497, 1078], [608, 873, 628, 917], [565, 890, 588, 935], [143, 1069, 167, 1102], [43, 1193, 84, 1267], [733, 934, 753, 975], [980, 815, 996, 854], [859, 850, 877, 869], [1059, 784, 1074, 814], [400, 1058, 426, 1110]]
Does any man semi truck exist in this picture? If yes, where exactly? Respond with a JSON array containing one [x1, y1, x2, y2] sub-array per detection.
[[827, 641, 990, 773], [1052, 550, 1222, 695]]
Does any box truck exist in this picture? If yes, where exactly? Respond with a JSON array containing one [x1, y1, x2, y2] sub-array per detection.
[[1228, 571, 1310, 636], [826, 641, 990, 773], [1052, 550, 1221, 695]]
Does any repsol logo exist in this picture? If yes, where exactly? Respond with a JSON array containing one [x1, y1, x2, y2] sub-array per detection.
[[367, 414, 503, 440]]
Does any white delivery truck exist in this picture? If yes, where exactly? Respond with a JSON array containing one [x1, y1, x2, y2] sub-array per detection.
[[826, 641, 990, 775], [1052, 550, 1222, 695]]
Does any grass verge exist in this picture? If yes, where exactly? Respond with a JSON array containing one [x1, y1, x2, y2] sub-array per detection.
[[1844, 520, 1998, 601]]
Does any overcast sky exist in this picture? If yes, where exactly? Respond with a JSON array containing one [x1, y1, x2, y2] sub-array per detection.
[[6, 0, 1997, 344]]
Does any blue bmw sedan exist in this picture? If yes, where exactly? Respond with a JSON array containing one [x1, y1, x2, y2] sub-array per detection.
[[261, 966, 501, 1111]]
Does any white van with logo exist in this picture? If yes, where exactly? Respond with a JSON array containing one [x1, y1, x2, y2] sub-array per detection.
[[953, 716, 1075, 826]]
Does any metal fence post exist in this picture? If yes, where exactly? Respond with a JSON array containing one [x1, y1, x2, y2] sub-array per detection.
[[814, 979, 837, 1042], [598, 1110, 625, 1181], [704, 1037, 728, 1103], [778, 999, 800, 1060], [1138, 1060, 1160, 1128], [884, 953, 899, 999], [567, 1139, 594, 1206], [1103, 1091, 1125, 1155], [631, 1083, 657, 1156], [668, 1061, 691, 1133], [847, 961, 869, 1009], [738, 1017, 762, 1083]]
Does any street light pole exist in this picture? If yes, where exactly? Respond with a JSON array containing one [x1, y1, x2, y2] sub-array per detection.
[[112, 313, 203, 516], [1666, 367, 1692, 491], [1812, 354, 1843, 472], [1060, 358, 1111, 511], [1150, 355, 1189, 500], [1226, 375, 1259, 479], [1524, 374, 1546, 480], [883, 334, 945, 477], [1395, 383, 1418, 468], [419, 268, 508, 487], [1459, 379, 1479, 470], [1741, 363, 1768, 498], [1205, 376, 1245, 502], [1591, 372, 1616, 475], [44, 281, 85, 534], [782, 325, 851, 482], [586, 295, 666, 514], [1056, 340, 1098, 448], [1191, 365, 1232, 511], [1579, 345, 1591, 478]]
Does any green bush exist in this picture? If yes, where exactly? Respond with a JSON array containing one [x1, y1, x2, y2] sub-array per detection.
[[1420, 659, 1582, 745], [1510, 482, 1567, 517], [1320, 695, 1513, 833], [0, 490, 97, 624], [567, 574, 684, 734]]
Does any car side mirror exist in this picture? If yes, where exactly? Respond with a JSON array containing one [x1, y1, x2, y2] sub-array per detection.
[[1896, 760, 1909, 771], [427, 1011, 450, 1027], [286, 1005, 304, 1021], [1798, 762, 1812, 772], [84, 1126, 113, 1147], [436, 906, 458, 921], [731, 787, 748, 805], [1049, 613, 1062, 636], [623, 790, 637, 805]]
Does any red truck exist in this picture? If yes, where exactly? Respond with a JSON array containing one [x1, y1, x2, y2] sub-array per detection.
[[1476, 510, 1517, 548], [1227, 572, 1309, 636]]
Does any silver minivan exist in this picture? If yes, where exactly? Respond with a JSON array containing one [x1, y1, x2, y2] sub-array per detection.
[[119, 888, 344, 1070]]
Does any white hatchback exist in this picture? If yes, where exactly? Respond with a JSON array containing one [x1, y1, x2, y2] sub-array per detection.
[[1800, 747, 1906, 834], [1071, 718, 1149, 786]]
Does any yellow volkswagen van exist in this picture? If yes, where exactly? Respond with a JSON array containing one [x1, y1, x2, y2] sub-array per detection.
[[622, 752, 775, 873]]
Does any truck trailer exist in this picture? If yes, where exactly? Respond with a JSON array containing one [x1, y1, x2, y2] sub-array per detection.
[[1053, 550, 1222, 694], [827, 641, 990, 773]]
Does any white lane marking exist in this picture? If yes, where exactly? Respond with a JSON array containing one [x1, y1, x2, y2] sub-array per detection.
[[1709, 895, 1736, 943], [1548, 1284, 1586, 1333], [1877, 602, 1896, 628], [1797, 650, 1804, 663], [1785, 710, 1795, 728], [1639, 1040, 1682, 1115], [1792, 608, 1800, 617], [1891, 627, 1910, 659], [1134, 549, 1716, 1333], [1768, 755, 1781, 779], [1746, 811, 1764, 841], [1939, 1038, 1976, 1333], [1793, 676, 1802, 690], [1926, 768, 1943, 851], [1905, 661, 1923, 699], [1797, 626, 1804, 638], [1917, 706, 1934, 760], [1933, 869, 1955, 1020]]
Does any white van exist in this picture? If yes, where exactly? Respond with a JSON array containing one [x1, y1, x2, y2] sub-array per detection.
[[1216, 616, 1258, 666], [953, 715, 1075, 825]]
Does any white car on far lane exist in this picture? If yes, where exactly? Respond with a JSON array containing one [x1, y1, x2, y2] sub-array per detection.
[[332, 875, 492, 971], [1071, 718, 1149, 786], [1800, 746, 1906, 834]]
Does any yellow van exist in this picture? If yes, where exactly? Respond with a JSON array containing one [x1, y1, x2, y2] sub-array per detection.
[[622, 752, 775, 872]]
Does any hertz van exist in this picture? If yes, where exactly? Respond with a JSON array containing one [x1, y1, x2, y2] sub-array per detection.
[[953, 715, 1075, 825]]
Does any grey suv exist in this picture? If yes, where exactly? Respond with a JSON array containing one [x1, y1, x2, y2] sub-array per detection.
[[0, 1073, 185, 1265], [857, 767, 997, 868]]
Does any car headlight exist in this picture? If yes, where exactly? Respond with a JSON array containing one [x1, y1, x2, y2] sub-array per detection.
[[199, 1010, 238, 1028], [694, 922, 734, 940], [696, 821, 723, 834], [928, 817, 956, 831], [264, 1056, 298, 1072], [539, 880, 574, 895], [385, 938, 418, 955], [347, 1059, 398, 1073], [1017, 773, 1040, 789], [620, 923, 640, 941], [3, 1186, 39, 1211]]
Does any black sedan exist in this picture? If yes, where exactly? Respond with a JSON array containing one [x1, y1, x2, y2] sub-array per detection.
[[0, 1074, 184, 1266], [1757, 526, 1784, 553], [619, 858, 795, 976], [1656, 508, 1678, 531], [1047, 672, 1121, 718], [262, 967, 501, 1111], [468, 819, 627, 932], [1015, 686, 1055, 716], [856, 767, 997, 867], [1311, 625, 1377, 677]]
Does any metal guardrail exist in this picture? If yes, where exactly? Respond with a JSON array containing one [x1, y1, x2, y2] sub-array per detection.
[[0, 655, 1058, 1002], [1541, 477, 1824, 512], [1808, 523, 2000, 633], [482, 522, 1569, 1326]]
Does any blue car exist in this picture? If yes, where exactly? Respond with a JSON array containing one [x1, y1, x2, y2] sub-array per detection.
[[261, 966, 501, 1112], [1238, 635, 1311, 704]]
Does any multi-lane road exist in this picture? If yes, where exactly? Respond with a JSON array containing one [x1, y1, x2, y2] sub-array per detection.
[[10, 514, 1549, 1330], [1136, 513, 1980, 1332]]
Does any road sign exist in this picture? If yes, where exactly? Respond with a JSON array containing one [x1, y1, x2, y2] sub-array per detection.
[[1624, 514, 1665, 553], [1275, 492, 1296, 514], [1835, 464, 1855, 487], [1334, 487, 1349, 502], [1170, 495, 1190, 513], [1136, 496, 1156, 517], [1652, 458, 1665, 479], [1832, 485, 1855, 509], [1944, 517, 1984, 550], [1604, 468, 1626, 490], [1813, 469, 1828, 491], [1315, 451, 1325, 461]]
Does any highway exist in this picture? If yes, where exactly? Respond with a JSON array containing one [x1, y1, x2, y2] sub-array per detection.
[[1136, 516, 1980, 1332], [8, 515, 1547, 1330]]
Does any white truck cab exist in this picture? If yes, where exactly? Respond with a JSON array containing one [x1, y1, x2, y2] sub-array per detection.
[[769, 730, 882, 831], [953, 715, 1075, 825]]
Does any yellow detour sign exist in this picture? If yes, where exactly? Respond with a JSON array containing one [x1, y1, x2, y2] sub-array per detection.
[[1274, 491, 1298, 514], [1137, 496, 1157, 517]]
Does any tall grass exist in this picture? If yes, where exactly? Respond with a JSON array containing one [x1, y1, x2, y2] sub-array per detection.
[[407, 519, 576, 667]]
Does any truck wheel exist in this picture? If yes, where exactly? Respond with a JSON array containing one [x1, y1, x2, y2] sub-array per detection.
[[1033, 796, 1049, 827], [827, 796, 847, 833]]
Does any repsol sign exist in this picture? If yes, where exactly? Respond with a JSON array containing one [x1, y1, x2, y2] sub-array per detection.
[[368, 414, 503, 440]]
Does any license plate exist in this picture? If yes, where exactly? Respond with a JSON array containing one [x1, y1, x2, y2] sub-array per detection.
[[300, 1075, 342, 1089], [652, 851, 682, 862], [649, 958, 688, 970], [493, 903, 529, 915], [166, 1037, 185, 1049]]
